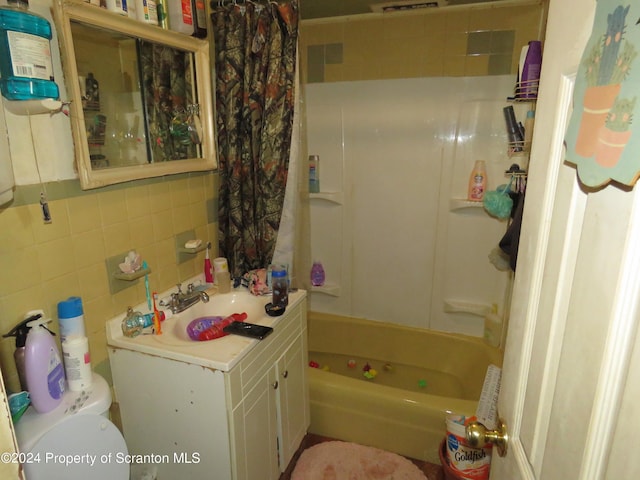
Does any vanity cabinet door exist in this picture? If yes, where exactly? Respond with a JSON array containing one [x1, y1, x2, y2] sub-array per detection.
[[276, 333, 310, 471], [229, 297, 309, 479], [232, 366, 280, 480]]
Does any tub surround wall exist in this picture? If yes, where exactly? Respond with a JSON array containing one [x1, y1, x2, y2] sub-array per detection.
[[306, 76, 518, 336]]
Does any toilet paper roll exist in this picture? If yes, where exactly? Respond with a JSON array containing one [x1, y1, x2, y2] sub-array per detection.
[[62, 336, 93, 392], [213, 257, 229, 273]]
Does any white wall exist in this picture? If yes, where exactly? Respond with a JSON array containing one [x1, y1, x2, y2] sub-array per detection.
[[305, 75, 524, 337], [1, 0, 76, 186]]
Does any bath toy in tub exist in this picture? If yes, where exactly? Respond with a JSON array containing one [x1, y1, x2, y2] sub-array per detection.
[[309, 361, 320, 368], [363, 369, 377, 380], [362, 362, 377, 378], [418, 379, 427, 389], [322, 365, 330, 372], [347, 359, 357, 369]]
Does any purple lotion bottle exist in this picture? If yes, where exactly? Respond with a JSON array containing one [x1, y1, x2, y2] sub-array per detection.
[[311, 261, 325, 287]]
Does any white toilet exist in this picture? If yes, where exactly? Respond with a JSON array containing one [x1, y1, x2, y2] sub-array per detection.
[[14, 373, 129, 480]]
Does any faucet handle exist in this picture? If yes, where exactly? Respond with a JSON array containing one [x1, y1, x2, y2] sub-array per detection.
[[169, 292, 179, 307], [187, 283, 195, 293], [176, 283, 183, 295]]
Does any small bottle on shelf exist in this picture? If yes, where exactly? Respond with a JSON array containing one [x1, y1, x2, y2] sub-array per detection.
[[309, 155, 320, 193], [271, 267, 289, 307], [467, 160, 487, 202], [524, 110, 535, 147], [310, 261, 325, 287]]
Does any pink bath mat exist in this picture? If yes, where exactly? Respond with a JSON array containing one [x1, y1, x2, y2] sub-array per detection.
[[291, 441, 428, 480]]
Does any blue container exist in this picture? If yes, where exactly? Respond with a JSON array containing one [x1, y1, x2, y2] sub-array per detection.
[[0, 7, 59, 101]]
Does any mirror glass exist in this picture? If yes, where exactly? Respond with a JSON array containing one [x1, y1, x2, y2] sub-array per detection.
[[55, 3, 215, 189]]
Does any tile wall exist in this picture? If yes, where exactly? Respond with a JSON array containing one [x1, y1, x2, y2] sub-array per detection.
[[301, 3, 544, 82], [0, 173, 218, 392]]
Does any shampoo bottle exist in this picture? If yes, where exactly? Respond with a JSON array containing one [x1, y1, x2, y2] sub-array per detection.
[[135, 0, 158, 25], [467, 160, 487, 201], [25, 315, 65, 413], [309, 155, 320, 193], [105, 0, 128, 16], [524, 109, 535, 147], [310, 261, 325, 287], [520, 40, 542, 99], [167, 0, 206, 37]]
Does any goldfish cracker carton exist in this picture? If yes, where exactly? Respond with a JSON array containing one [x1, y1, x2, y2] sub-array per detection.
[[445, 414, 492, 480]]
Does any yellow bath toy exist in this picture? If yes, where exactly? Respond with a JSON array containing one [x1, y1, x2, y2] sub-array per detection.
[[322, 365, 330, 372], [364, 369, 378, 380]]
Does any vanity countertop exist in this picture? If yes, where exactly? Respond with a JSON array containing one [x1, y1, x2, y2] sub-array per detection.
[[106, 281, 306, 372]]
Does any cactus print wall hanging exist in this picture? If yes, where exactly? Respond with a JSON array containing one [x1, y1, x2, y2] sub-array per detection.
[[565, 2, 640, 188]]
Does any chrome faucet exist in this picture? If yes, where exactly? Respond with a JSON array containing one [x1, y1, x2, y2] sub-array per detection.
[[168, 283, 209, 314]]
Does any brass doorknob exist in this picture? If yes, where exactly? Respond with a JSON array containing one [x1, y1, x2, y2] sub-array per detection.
[[465, 419, 508, 457]]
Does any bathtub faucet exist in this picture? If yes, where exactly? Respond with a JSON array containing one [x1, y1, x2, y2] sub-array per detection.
[[168, 283, 209, 314]]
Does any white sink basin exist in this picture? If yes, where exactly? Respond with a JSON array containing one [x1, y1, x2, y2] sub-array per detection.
[[106, 279, 306, 371], [153, 290, 269, 346]]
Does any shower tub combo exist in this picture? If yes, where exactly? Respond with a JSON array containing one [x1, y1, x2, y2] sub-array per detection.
[[307, 312, 503, 464]]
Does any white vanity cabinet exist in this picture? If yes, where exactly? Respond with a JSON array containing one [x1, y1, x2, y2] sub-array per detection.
[[226, 304, 309, 480], [108, 292, 309, 480]]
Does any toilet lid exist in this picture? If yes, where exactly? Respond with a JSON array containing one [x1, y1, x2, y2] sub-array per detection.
[[23, 414, 129, 480]]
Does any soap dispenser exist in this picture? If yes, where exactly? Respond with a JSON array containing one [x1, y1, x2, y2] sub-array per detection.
[[24, 313, 65, 413], [3, 312, 40, 391]]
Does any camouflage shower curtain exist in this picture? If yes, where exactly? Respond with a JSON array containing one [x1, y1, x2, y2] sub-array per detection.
[[138, 41, 197, 162], [212, 0, 299, 277]]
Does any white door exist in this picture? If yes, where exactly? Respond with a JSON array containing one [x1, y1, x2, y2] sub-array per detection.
[[493, 1, 640, 478]]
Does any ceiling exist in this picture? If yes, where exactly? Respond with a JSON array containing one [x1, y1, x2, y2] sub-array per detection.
[[300, 0, 512, 20]]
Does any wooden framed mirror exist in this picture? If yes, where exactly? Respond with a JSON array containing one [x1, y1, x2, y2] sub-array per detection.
[[53, 0, 216, 189]]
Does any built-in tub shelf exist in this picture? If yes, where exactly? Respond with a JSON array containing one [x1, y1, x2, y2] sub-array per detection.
[[310, 282, 341, 297], [450, 198, 485, 212], [310, 191, 344, 205], [443, 299, 492, 318]]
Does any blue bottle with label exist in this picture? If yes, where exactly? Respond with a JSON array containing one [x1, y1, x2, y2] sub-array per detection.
[[0, 5, 59, 101]]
